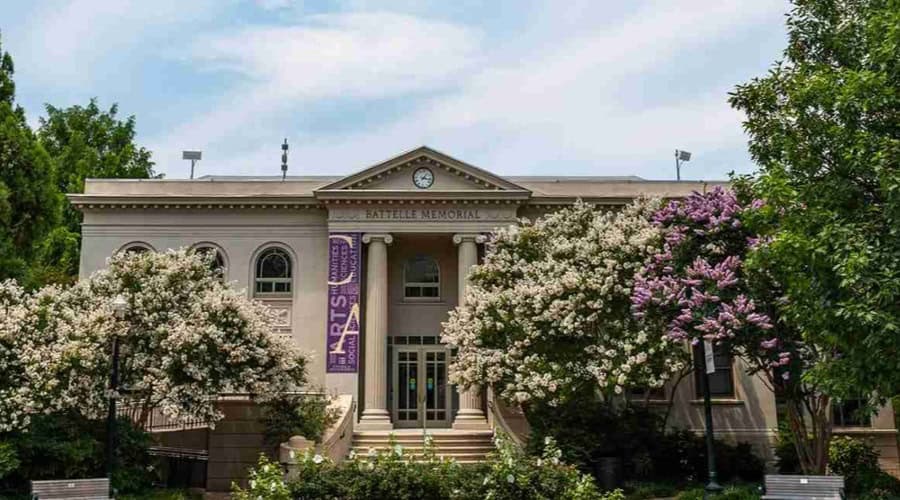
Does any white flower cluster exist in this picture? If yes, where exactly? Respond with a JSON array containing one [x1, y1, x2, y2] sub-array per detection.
[[0, 249, 307, 432], [441, 200, 687, 406]]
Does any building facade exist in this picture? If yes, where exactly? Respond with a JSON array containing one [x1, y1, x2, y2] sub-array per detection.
[[71, 146, 898, 473]]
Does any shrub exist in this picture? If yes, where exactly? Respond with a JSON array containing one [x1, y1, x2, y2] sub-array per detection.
[[0, 441, 19, 480], [773, 423, 801, 474], [234, 433, 625, 500], [828, 436, 878, 486], [828, 436, 900, 498], [260, 392, 340, 445], [0, 412, 158, 496], [525, 399, 764, 484]]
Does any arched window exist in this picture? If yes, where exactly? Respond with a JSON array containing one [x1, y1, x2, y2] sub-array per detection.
[[193, 245, 227, 279], [404, 255, 440, 300], [119, 242, 154, 255], [255, 247, 292, 295]]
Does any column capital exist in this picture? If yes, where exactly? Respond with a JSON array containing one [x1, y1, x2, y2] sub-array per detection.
[[362, 233, 393, 245], [452, 233, 486, 245]]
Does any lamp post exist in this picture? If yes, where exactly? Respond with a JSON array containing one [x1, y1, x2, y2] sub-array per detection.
[[700, 341, 723, 498], [107, 294, 127, 479]]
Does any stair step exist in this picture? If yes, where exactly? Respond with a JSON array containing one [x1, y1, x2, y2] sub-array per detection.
[[352, 446, 494, 455], [353, 438, 492, 445], [350, 452, 491, 461], [349, 430, 495, 463], [352, 437, 493, 442]]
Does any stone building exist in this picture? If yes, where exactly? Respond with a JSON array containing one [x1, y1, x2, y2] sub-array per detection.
[[71, 146, 899, 488]]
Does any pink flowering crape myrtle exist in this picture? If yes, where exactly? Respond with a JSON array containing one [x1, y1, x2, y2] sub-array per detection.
[[632, 187, 790, 377]]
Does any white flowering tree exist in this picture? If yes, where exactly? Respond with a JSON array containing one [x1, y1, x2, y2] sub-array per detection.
[[442, 200, 688, 407], [0, 249, 307, 432]]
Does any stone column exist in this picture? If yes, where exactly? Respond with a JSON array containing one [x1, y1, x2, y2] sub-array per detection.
[[452, 233, 489, 430], [358, 233, 393, 430]]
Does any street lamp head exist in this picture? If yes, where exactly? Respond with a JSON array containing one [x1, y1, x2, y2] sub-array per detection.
[[112, 294, 127, 319]]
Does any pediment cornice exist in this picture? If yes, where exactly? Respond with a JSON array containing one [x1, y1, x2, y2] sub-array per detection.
[[314, 146, 532, 195]]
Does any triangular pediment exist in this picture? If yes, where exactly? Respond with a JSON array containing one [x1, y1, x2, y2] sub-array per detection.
[[316, 146, 530, 193]]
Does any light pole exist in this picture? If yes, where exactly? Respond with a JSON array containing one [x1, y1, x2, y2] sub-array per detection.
[[183, 150, 202, 179], [107, 294, 127, 480], [700, 341, 723, 498], [675, 149, 692, 181]]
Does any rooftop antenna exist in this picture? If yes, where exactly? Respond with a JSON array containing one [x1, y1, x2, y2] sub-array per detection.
[[281, 138, 289, 181], [183, 150, 202, 179], [675, 149, 691, 181]]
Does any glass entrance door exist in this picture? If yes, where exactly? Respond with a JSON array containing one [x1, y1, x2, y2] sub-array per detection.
[[392, 346, 451, 428]]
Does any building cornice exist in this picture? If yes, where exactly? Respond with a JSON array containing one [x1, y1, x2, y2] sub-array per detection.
[[67, 194, 322, 210]]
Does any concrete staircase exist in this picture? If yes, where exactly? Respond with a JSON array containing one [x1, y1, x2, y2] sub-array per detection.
[[351, 429, 495, 464]]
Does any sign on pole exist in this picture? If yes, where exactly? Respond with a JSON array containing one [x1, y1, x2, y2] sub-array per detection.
[[703, 340, 716, 374]]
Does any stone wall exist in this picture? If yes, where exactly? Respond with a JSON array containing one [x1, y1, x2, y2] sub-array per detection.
[[206, 400, 274, 492]]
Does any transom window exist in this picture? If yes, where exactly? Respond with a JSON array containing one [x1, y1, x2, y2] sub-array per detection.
[[120, 242, 154, 255], [255, 247, 292, 295], [404, 256, 440, 300]]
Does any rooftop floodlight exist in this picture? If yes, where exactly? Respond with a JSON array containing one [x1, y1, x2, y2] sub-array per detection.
[[183, 150, 202, 179], [281, 139, 289, 181], [675, 149, 692, 180]]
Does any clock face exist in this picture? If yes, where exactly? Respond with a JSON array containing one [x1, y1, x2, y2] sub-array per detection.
[[413, 167, 434, 189]]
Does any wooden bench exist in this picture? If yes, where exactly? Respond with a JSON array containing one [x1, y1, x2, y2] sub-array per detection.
[[762, 474, 845, 499], [30, 478, 110, 499]]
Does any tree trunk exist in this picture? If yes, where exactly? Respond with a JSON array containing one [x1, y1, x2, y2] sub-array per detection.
[[785, 393, 831, 474]]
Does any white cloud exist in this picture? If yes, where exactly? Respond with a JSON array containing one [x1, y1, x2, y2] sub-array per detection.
[[148, 11, 480, 174], [255, 0, 297, 10], [17, 0, 222, 86], [147, 0, 786, 178], [187, 12, 479, 99]]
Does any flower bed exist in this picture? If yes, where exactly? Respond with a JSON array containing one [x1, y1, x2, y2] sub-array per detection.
[[233, 434, 625, 500]]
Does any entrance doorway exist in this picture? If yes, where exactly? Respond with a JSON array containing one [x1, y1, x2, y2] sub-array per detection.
[[392, 346, 452, 428]]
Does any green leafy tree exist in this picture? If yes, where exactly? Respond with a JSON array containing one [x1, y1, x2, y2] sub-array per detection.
[[730, 0, 900, 405], [34, 99, 159, 283], [0, 32, 58, 284]]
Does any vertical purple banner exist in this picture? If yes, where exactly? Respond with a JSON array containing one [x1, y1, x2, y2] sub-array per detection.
[[326, 233, 361, 373]]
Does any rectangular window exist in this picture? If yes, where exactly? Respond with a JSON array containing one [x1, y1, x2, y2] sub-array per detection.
[[833, 399, 872, 427], [628, 386, 666, 400], [255, 280, 292, 294], [404, 284, 440, 299], [694, 344, 735, 398]]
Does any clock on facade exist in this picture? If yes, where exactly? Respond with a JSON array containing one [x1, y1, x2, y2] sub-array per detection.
[[412, 167, 435, 189]]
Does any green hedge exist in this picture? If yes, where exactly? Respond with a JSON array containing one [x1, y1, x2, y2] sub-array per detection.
[[234, 434, 625, 500]]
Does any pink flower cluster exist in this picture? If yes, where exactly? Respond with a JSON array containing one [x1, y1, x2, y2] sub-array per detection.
[[633, 188, 790, 373], [651, 186, 742, 234]]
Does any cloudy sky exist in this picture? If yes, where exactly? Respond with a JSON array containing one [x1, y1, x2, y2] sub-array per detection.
[[1, 0, 789, 180]]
